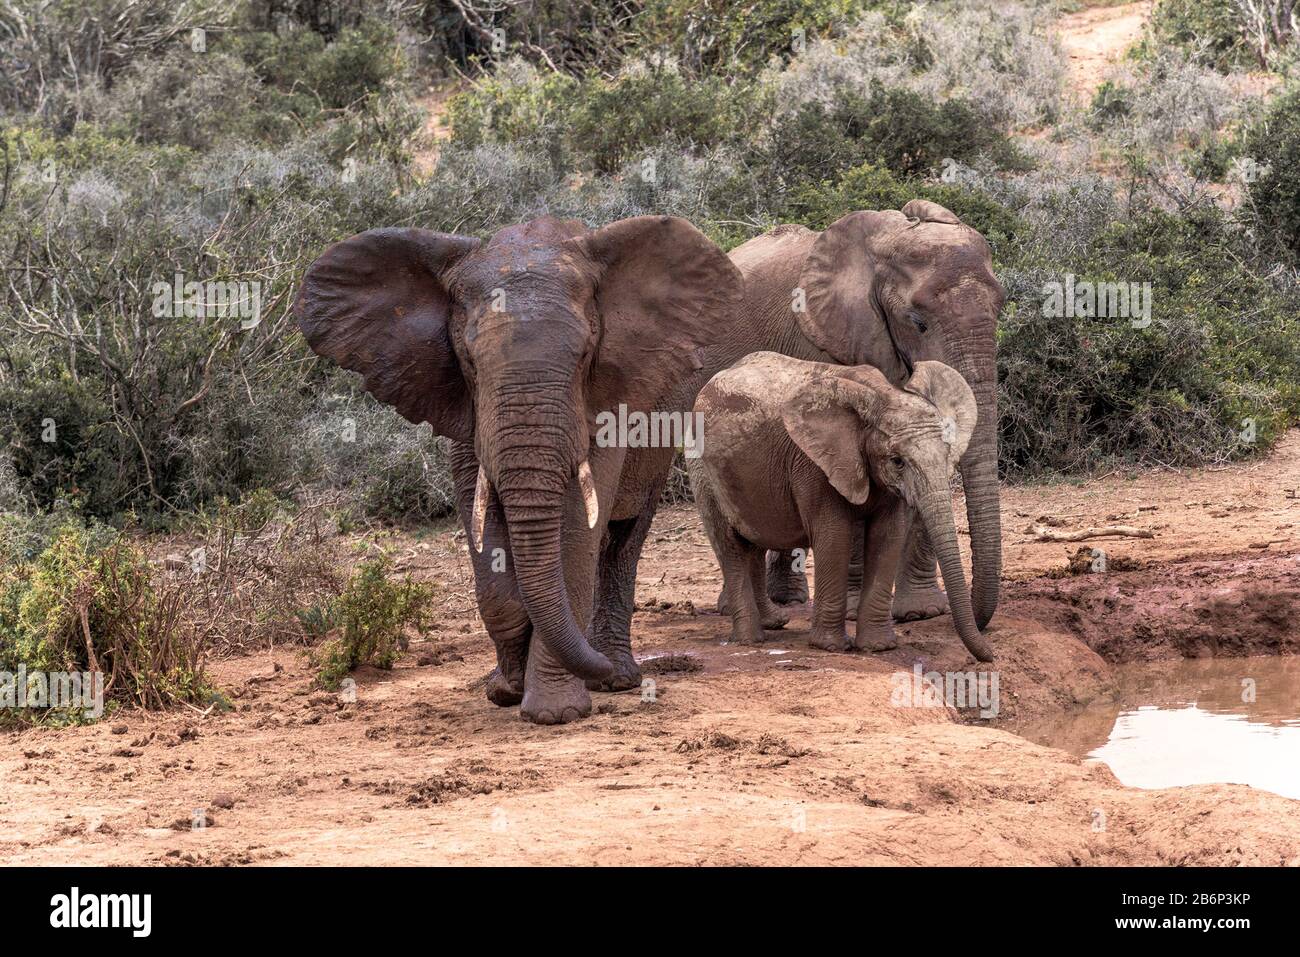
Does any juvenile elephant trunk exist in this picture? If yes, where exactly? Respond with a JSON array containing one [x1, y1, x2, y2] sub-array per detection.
[[918, 486, 995, 662], [496, 477, 613, 683]]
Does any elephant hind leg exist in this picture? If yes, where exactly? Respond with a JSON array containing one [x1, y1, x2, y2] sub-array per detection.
[[892, 518, 950, 622], [752, 552, 789, 630], [691, 464, 768, 644], [766, 549, 810, 604]]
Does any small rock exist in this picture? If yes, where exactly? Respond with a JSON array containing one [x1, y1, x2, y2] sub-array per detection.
[[111, 724, 128, 735], [211, 793, 236, 810]]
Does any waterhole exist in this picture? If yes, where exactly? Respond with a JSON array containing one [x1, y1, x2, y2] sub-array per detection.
[[1018, 656, 1300, 800]]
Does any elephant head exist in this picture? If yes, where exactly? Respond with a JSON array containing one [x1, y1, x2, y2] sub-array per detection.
[[796, 199, 1004, 629], [782, 360, 992, 661], [294, 215, 742, 681]]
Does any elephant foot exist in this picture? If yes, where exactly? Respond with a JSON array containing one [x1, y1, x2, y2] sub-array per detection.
[[730, 617, 769, 645], [719, 594, 786, 629], [851, 621, 899, 653], [766, 567, 809, 605], [759, 605, 789, 630], [585, 647, 642, 692], [520, 682, 592, 725], [893, 584, 949, 622], [808, 626, 850, 652], [484, 667, 524, 707]]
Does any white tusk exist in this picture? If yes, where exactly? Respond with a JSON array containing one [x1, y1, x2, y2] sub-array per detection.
[[578, 460, 599, 529], [471, 466, 490, 553]]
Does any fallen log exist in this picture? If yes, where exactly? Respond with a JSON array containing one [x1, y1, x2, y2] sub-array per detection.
[[1025, 523, 1154, 542]]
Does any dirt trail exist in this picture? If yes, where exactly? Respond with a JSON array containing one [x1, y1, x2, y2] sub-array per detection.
[[1057, 1, 1153, 99], [3, 434, 1299, 866]]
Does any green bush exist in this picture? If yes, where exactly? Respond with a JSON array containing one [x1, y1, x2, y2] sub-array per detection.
[[787, 162, 1023, 242], [1145, 0, 1252, 70], [771, 81, 1024, 184], [310, 555, 434, 690], [449, 62, 768, 174], [998, 208, 1300, 473], [636, 0, 878, 75], [0, 519, 212, 722], [1245, 86, 1300, 260]]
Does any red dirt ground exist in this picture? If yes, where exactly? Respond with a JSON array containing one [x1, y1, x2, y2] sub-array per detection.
[[3, 432, 1299, 866]]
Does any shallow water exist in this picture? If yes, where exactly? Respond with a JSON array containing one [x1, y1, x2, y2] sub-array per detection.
[[1017, 656, 1300, 800]]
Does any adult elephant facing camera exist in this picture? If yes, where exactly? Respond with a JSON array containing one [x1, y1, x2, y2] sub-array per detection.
[[724, 200, 1004, 630], [294, 216, 742, 723]]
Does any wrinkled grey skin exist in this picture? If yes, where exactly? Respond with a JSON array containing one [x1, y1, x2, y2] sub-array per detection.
[[689, 353, 993, 661], [295, 216, 742, 724], [705, 201, 1005, 629]]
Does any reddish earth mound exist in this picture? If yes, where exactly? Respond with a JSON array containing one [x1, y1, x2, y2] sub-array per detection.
[[1004, 552, 1300, 662]]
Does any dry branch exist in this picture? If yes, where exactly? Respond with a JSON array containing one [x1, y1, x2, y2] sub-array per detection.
[[1024, 523, 1154, 542]]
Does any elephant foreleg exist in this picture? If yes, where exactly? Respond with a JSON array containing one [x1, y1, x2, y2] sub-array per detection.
[[807, 508, 854, 652], [449, 440, 530, 706], [892, 517, 950, 622], [852, 506, 905, 652], [586, 506, 655, 693], [843, 522, 865, 621]]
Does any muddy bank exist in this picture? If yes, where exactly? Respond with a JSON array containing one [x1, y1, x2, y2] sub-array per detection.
[[1003, 551, 1300, 663]]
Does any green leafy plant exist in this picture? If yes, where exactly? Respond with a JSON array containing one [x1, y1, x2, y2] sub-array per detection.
[[310, 556, 433, 690]]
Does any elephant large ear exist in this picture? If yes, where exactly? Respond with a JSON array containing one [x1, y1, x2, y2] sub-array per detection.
[[780, 376, 881, 506], [577, 216, 743, 414], [904, 361, 977, 466], [797, 210, 909, 371], [293, 228, 480, 441]]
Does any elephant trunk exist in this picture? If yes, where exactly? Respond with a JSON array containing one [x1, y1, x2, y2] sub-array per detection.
[[496, 478, 613, 682], [956, 365, 1001, 631], [918, 484, 994, 662]]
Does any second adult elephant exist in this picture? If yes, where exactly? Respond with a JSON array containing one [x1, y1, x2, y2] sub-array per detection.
[[717, 201, 1005, 629]]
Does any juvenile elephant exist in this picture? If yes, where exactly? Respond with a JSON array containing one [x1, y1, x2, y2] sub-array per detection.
[[294, 216, 742, 723], [688, 352, 994, 662], [714, 201, 1004, 627]]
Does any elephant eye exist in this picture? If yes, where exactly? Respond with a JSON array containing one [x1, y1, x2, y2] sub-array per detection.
[[890, 455, 905, 469], [909, 313, 928, 334]]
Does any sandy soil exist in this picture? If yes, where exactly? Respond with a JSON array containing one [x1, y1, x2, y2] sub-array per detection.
[[1057, 1, 1153, 99], [3, 433, 1299, 866]]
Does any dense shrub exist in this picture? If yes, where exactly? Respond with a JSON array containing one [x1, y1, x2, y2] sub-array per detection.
[[450, 59, 769, 174], [1145, 0, 1253, 69], [770, 82, 1023, 186], [775, 3, 1067, 129], [1244, 86, 1300, 260], [636, 0, 878, 75], [787, 162, 1024, 243], [0, 519, 212, 722], [998, 208, 1300, 473], [310, 555, 433, 689]]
